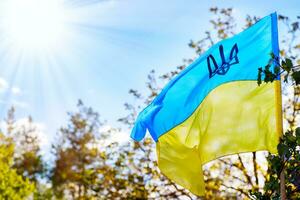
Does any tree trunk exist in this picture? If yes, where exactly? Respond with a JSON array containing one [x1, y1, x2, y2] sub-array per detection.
[[280, 166, 286, 200]]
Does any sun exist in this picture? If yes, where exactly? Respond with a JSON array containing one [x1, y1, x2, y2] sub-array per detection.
[[2, 0, 67, 52]]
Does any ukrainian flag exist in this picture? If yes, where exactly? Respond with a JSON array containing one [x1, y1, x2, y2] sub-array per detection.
[[131, 13, 282, 196]]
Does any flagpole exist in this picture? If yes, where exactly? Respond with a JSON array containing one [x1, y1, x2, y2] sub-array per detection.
[[277, 78, 286, 200]]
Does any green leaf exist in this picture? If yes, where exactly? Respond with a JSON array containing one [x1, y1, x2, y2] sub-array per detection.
[[292, 71, 300, 85], [296, 127, 300, 138], [274, 66, 280, 76], [281, 59, 292, 73], [257, 67, 262, 85], [277, 142, 287, 157], [285, 58, 293, 70], [296, 128, 300, 145]]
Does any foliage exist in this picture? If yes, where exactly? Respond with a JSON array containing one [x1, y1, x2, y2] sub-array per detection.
[[5, 107, 45, 183], [0, 133, 35, 199], [0, 7, 299, 200], [51, 100, 104, 199], [252, 15, 300, 198], [51, 100, 194, 199], [120, 8, 300, 199], [119, 8, 271, 199], [250, 129, 300, 199]]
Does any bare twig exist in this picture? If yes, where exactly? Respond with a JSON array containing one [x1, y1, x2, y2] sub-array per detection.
[[252, 152, 259, 188], [237, 155, 254, 187]]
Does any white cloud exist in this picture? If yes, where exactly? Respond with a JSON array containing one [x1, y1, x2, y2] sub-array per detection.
[[0, 77, 25, 109], [98, 125, 129, 146], [0, 77, 23, 96], [0, 117, 50, 156], [11, 87, 21, 95], [13, 118, 49, 152], [0, 77, 8, 91], [0, 120, 7, 133]]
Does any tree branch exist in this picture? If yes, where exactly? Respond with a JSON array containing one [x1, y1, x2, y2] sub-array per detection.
[[237, 154, 254, 187], [252, 152, 259, 188], [220, 183, 249, 197]]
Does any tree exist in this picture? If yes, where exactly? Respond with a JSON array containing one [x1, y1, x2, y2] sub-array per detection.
[[0, 132, 34, 199], [51, 100, 104, 199], [252, 20, 300, 198], [120, 8, 300, 199], [51, 100, 195, 199], [5, 107, 45, 184], [250, 128, 300, 199], [3, 107, 49, 198], [0, 6, 298, 200]]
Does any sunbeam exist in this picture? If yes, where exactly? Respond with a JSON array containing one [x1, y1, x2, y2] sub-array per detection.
[[65, 0, 109, 8], [0, 0, 141, 146], [1, 0, 68, 52]]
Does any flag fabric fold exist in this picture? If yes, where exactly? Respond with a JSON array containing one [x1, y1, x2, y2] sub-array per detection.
[[131, 13, 282, 196]]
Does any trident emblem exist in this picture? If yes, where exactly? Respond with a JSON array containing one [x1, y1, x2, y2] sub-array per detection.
[[207, 43, 239, 78]]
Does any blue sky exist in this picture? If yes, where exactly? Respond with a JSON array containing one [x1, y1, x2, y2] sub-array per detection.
[[0, 0, 299, 150]]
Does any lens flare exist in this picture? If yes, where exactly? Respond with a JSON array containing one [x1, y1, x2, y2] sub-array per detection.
[[2, 0, 67, 52]]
